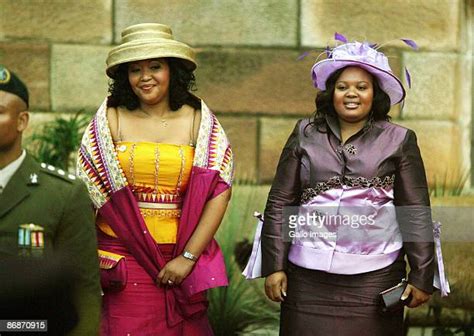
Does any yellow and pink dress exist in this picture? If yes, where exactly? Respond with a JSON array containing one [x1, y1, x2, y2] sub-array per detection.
[[78, 99, 233, 335], [96, 142, 215, 335]]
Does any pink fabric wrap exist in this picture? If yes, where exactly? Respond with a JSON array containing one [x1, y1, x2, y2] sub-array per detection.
[[98, 167, 229, 327], [98, 233, 214, 335]]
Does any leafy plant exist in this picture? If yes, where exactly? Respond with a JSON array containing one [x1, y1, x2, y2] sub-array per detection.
[[429, 169, 471, 198], [27, 111, 90, 172], [209, 184, 278, 335]]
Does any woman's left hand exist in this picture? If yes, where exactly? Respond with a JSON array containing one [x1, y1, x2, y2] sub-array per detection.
[[401, 283, 431, 308], [157, 256, 196, 287]]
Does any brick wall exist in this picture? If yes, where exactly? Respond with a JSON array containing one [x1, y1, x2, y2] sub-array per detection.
[[0, 0, 472, 187]]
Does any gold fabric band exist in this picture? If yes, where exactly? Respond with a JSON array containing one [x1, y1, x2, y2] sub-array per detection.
[[137, 201, 180, 210]]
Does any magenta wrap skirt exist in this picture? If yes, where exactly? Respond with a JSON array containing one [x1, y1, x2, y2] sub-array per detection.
[[280, 255, 406, 336], [98, 231, 214, 336]]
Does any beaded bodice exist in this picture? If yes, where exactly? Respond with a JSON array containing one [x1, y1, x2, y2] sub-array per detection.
[[116, 141, 194, 205]]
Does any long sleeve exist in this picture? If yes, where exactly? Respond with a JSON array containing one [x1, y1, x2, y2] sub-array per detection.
[[55, 181, 101, 336], [394, 129, 435, 293], [261, 120, 302, 276]]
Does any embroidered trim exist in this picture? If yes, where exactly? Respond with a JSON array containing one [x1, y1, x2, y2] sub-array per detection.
[[301, 174, 395, 203], [129, 143, 137, 190], [176, 146, 185, 196], [132, 186, 183, 204], [194, 102, 234, 185], [140, 208, 181, 218], [98, 249, 125, 269], [77, 100, 128, 208], [154, 146, 160, 195]]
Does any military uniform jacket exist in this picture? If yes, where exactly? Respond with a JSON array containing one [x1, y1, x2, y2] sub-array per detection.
[[0, 153, 101, 336]]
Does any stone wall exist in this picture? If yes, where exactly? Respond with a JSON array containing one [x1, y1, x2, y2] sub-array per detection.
[[0, 0, 472, 188]]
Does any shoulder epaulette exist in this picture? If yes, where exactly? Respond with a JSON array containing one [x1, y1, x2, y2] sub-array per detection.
[[39, 163, 77, 183]]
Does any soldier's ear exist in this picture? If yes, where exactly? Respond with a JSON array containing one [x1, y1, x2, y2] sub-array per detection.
[[17, 111, 29, 132]]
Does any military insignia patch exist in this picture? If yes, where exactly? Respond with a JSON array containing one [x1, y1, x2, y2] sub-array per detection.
[[0, 66, 11, 84], [29, 173, 39, 184]]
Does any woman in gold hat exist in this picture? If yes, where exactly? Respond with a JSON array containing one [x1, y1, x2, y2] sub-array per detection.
[[77, 23, 233, 335]]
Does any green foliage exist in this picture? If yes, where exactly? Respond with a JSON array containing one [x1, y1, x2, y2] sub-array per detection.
[[27, 111, 90, 171], [429, 169, 470, 198], [209, 184, 278, 335]]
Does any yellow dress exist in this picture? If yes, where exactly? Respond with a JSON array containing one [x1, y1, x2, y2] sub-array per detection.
[[97, 141, 195, 244]]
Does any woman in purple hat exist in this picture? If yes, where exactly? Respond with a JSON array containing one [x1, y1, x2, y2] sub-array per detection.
[[260, 38, 434, 335]]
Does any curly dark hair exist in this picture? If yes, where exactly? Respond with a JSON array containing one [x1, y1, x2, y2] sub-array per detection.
[[106, 58, 200, 111], [307, 66, 391, 133]]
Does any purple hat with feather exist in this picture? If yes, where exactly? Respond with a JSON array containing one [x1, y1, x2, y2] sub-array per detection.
[[311, 33, 417, 105]]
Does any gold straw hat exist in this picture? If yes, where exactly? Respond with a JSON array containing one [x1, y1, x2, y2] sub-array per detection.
[[106, 23, 197, 78]]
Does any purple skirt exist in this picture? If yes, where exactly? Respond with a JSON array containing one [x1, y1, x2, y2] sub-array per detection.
[[98, 231, 213, 336], [280, 256, 406, 336]]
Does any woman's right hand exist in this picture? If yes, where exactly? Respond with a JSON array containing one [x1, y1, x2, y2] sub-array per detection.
[[264, 271, 287, 302]]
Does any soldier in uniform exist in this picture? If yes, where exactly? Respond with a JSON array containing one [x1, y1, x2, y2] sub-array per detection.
[[0, 65, 101, 335]]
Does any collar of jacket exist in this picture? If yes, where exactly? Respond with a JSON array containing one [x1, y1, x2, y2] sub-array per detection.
[[0, 153, 37, 218], [324, 114, 378, 142]]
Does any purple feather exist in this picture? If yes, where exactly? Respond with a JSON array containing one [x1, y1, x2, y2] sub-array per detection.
[[401, 39, 418, 50], [334, 32, 348, 43], [404, 67, 412, 88], [296, 51, 310, 61]]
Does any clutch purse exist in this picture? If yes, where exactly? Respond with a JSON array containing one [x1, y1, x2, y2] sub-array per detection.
[[379, 279, 411, 313], [98, 250, 128, 292]]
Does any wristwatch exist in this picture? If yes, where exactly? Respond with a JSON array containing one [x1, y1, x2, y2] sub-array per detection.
[[182, 251, 198, 262]]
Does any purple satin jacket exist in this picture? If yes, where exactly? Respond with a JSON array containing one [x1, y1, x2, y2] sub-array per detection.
[[262, 116, 435, 293]]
